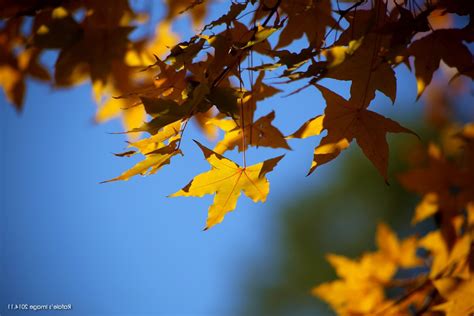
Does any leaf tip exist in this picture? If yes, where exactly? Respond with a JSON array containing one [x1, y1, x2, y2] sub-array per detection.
[[99, 179, 114, 184]]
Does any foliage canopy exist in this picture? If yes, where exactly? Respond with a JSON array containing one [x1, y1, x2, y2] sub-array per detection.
[[1, 0, 473, 315]]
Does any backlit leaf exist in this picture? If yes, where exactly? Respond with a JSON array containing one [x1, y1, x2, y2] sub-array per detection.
[[170, 141, 283, 229]]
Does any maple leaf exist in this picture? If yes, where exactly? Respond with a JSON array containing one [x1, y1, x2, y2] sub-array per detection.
[[54, 24, 133, 86], [141, 55, 186, 98], [166, 37, 205, 69], [103, 122, 182, 183], [46, 1, 135, 86], [239, 24, 279, 49], [96, 94, 146, 140], [202, 21, 253, 80], [419, 230, 449, 279], [0, 19, 50, 110], [440, 0, 474, 16], [207, 86, 244, 118], [419, 229, 472, 280], [201, 2, 247, 32], [326, 34, 397, 107], [287, 115, 324, 139], [133, 83, 212, 135], [398, 143, 474, 247], [0, 50, 50, 110], [313, 252, 397, 315], [327, 1, 398, 107], [432, 277, 474, 316], [170, 141, 283, 229], [129, 121, 182, 152], [376, 222, 421, 268], [0, 65, 25, 109], [92, 22, 179, 140], [251, 71, 282, 101], [192, 109, 218, 140], [204, 71, 284, 153], [286, 2, 398, 107], [102, 141, 182, 183], [307, 84, 415, 180], [398, 144, 467, 210], [31, 7, 82, 49], [0, 0, 72, 18], [210, 111, 290, 154], [93, 62, 148, 140], [379, 3, 431, 54], [164, 0, 212, 26], [409, 29, 474, 98], [314, 222, 425, 315], [412, 193, 439, 224], [243, 71, 282, 121], [276, 0, 337, 49], [136, 97, 191, 134]]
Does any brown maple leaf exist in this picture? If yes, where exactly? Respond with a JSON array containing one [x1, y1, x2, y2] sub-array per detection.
[[307, 84, 416, 180]]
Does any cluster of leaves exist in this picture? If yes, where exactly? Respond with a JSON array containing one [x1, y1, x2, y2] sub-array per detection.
[[314, 122, 474, 315], [0, 0, 185, 130], [2, 0, 474, 314], [1, 1, 473, 227]]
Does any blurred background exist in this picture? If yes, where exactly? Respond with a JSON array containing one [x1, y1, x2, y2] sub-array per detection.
[[1, 1, 472, 316]]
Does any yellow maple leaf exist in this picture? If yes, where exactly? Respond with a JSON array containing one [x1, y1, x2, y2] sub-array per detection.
[[193, 109, 218, 140], [94, 22, 179, 138], [432, 277, 474, 316], [313, 279, 387, 316], [170, 141, 283, 229], [0, 65, 24, 109], [313, 252, 397, 315], [0, 47, 50, 111], [412, 193, 439, 224], [313, 222, 427, 315], [328, 253, 397, 285], [209, 111, 290, 154], [102, 140, 181, 183], [376, 222, 421, 268], [419, 229, 472, 280], [146, 22, 179, 62], [419, 230, 449, 279], [129, 121, 182, 153], [102, 122, 182, 183], [96, 93, 146, 141], [287, 115, 324, 139]]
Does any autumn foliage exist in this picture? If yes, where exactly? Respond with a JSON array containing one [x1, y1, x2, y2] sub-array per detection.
[[1, 0, 473, 314]]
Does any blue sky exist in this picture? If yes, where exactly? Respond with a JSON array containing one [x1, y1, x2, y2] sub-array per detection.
[[0, 72, 334, 315]]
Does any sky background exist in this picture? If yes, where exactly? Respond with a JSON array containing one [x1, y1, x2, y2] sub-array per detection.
[[0, 2, 438, 316], [0, 76, 337, 316]]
